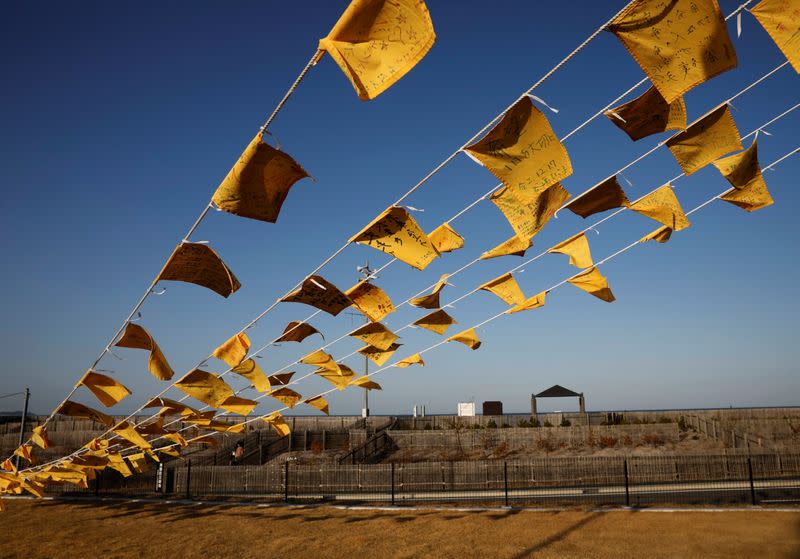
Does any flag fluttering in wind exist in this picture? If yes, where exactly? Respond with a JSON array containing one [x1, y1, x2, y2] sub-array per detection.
[[750, 0, 800, 73], [158, 242, 241, 298], [280, 275, 352, 316], [346, 281, 396, 322], [666, 104, 742, 176], [605, 86, 687, 141], [115, 323, 174, 381], [351, 206, 439, 270]]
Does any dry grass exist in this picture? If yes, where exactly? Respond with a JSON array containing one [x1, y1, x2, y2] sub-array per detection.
[[3, 499, 799, 558]]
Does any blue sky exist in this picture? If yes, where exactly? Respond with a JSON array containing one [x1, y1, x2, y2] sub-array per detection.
[[1, 1, 797, 418]]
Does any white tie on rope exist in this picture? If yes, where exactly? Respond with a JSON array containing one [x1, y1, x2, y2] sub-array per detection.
[[210, 202, 223, 212], [184, 239, 210, 245], [588, 227, 601, 236], [527, 94, 560, 113], [130, 312, 142, 322], [461, 150, 485, 167], [607, 110, 626, 123], [620, 174, 634, 189], [758, 129, 772, 137], [404, 205, 425, 212], [105, 348, 124, 361], [310, 278, 327, 290], [737, 12, 742, 38]]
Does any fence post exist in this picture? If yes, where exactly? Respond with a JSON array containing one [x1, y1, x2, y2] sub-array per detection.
[[95, 468, 101, 497], [185, 459, 192, 500], [504, 461, 509, 507], [747, 457, 756, 506], [623, 459, 630, 507], [284, 460, 290, 503], [391, 463, 395, 506]]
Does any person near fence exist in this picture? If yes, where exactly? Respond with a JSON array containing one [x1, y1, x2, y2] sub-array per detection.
[[231, 441, 244, 465]]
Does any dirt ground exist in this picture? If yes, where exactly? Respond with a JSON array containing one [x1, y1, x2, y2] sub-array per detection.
[[3, 499, 799, 559]]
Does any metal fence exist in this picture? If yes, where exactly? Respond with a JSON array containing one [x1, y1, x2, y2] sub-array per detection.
[[47, 452, 800, 508]]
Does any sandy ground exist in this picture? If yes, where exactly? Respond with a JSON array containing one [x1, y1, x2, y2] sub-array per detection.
[[3, 499, 799, 558]]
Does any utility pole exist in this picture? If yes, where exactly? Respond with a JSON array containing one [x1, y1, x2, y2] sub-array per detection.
[[15, 388, 30, 470], [356, 262, 375, 420]]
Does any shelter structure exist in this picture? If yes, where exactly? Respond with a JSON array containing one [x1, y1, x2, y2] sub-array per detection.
[[531, 385, 585, 416]]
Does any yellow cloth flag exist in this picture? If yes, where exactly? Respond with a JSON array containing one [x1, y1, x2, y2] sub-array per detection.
[[479, 273, 526, 305], [316, 365, 356, 390], [127, 452, 148, 474], [351, 206, 439, 270], [565, 176, 630, 219], [349, 322, 399, 351], [507, 291, 547, 314], [268, 372, 295, 388], [231, 359, 272, 393], [212, 132, 310, 223], [301, 350, 340, 373], [318, 0, 436, 100], [350, 376, 382, 390], [281, 275, 352, 316], [187, 435, 218, 447], [183, 410, 217, 426], [213, 332, 250, 368], [20, 479, 46, 498], [605, 86, 687, 141], [106, 452, 133, 477], [639, 226, 674, 244], [85, 438, 110, 452], [409, 274, 449, 309], [144, 397, 201, 418], [413, 309, 457, 335], [57, 400, 114, 427], [262, 412, 291, 437], [164, 432, 188, 447], [78, 370, 132, 408], [268, 387, 302, 408], [491, 182, 572, 240], [31, 426, 49, 450], [719, 180, 775, 212], [304, 396, 330, 415], [277, 321, 323, 343], [175, 369, 235, 408], [428, 222, 465, 253], [14, 444, 36, 465], [447, 328, 481, 350], [666, 104, 742, 175], [358, 342, 402, 366], [712, 139, 769, 188], [548, 232, 594, 269], [1, 458, 17, 474], [396, 354, 424, 368], [751, 0, 800, 72], [137, 416, 165, 436], [219, 396, 258, 416], [115, 323, 174, 381], [157, 446, 181, 458], [629, 184, 691, 231], [608, 0, 737, 103], [346, 281, 395, 322], [158, 242, 241, 298], [480, 235, 532, 260], [568, 267, 616, 302], [465, 97, 572, 194], [112, 421, 152, 450]]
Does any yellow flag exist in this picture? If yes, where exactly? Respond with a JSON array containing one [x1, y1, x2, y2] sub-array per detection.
[[409, 274, 449, 309], [276, 321, 323, 343], [14, 444, 36, 465], [106, 452, 133, 477], [187, 435, 218, 447], [396, 353, 425, 368], [144, 397, 200, 418], [57, 400, 114, 428], [565, 176, 630, 219], [268, 387, 302, 409], [465, 97, 572, 194], [605, 86, 687, 141], [548, 232, 594, 269], [479, 273, 525, 305], [319, 0, 436, 100], [183, 410, 217, 426], [137, 416, 165, 435], [262, 411, 291, 437], [157, 446, 181, 458], [301, 350, 340, 373], [666, 104, 742, 176], [268, 372, 295, 388], [608, 0, 737, 103], [751, 0, 800, 72], [346, 281, 395, 322], [358, 343, 403, 366], [213, 332, 250, 368], [164, 432, 189, 447], [507, 291, 547, 314], [115, 323, 174, 381], [85, 438, 110, 452], [349, 321, 399, 351], [219, 396, 258, 416], [158, 242, 241, 298], [719, 180, 775, 212], [1, 458, 17, 474], [281, 275, 352, 316], [112, 421, 152, 450], [639, 226, 674, 244], [480, 235, 532, 260], [447, 328, 481, 350], [127, 452, 148, 474], [174, 369, 235, 408], [351, 206, 439, 270], [413, 309, 457, 335], [20, 479, 46, 498], [629, 184, 691, 231], [316, 365, 356, 390], [212, 133, 310, 223], [491, 182, 571, 239], [712, 139, 764, 188], [231, 358, 272, 393], [31, 426, 49, 450], [428, 222, 464, 253], [78, 370, 132, 408], [568, 267, 615, 302], [350, 376, 382, 390], [304, 396, 330, 415]]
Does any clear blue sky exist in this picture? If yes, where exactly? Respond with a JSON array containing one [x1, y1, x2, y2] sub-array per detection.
[[1, 1, 797, 417]]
